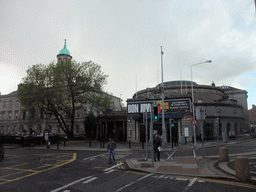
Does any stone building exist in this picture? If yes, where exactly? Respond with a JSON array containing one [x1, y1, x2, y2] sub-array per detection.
[[249, 105, 256, 130], [126, 81, 249, 143], [0, 40, 122, 137]]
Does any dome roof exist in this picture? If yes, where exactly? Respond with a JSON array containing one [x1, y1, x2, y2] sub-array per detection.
[[59, 39, 70, 55]]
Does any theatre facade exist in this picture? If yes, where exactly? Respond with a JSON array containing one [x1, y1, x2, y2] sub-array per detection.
[[126, 81, 249, 143]]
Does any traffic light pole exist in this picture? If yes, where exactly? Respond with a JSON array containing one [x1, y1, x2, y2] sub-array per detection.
[[145, 110, 148, 160], [169, 118, 173, 149], [150, 109, 154, 168]]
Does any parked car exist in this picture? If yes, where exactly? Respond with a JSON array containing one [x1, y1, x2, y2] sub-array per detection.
[[0, 144, 4, 158]]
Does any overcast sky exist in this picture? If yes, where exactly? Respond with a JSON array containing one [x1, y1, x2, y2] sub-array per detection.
[[0, 0, 255, 108]]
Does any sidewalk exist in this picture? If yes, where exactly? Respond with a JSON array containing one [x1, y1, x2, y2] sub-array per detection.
[[125, 136, 256, 183]]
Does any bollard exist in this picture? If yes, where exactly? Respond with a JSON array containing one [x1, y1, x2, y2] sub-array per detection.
[[219, 147, 229, 162], [129, 140, 131, 149], [235, 156, 250, 181]]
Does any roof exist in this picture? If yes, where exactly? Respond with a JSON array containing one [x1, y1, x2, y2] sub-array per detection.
[[59, 39, 70, 55]]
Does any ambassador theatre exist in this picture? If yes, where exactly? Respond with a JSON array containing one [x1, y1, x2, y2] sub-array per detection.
[[126, 81, 248, 144]]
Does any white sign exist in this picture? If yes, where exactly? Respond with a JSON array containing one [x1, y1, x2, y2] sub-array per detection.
[[184, 127, 189, 137]]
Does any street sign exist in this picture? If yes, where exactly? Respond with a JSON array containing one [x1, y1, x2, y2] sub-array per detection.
[[191, 119, 197, 125]]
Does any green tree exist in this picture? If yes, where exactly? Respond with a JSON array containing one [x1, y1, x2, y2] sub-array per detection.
[[18, 60, 111, 139], [83, 112, 97, 139]]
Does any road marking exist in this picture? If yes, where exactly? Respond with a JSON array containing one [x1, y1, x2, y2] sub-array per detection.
[[83, 177, 97, 184], [183, 178, 197, 192], [0, 153, 77, 186], [116, 173, 154, 192], [105, 169, 115, 174], [51, 176, 92, 192], [103, 162, 124, 172], [193, 150, 196, 158], [83, 153, 108, 161], [167, 150, 176, 160]]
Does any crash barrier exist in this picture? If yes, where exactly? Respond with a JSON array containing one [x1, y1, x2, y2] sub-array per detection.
[[219, 147, 229, 162], [235, 156, 250, 181]]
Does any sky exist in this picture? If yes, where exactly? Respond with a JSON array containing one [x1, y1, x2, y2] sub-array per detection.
[[0, 0, 255, 109]]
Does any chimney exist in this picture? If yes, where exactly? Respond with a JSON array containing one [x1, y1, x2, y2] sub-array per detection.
[[211, 81, 215, 86], [252, 104, 256, 108]]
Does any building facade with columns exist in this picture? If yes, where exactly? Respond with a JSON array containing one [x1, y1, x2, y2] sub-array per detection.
[[126, 81, 249, 143]]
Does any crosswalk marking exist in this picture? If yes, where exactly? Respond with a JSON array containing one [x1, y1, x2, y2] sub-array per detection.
[[83, 177, 98, 184], [105, 169, 115, 174]]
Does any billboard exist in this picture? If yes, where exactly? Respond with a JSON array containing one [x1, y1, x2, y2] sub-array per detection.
[[127, 99, 191, 114]]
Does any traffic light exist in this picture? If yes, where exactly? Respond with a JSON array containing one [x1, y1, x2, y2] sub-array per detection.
[[139, 113, 143, 123], [170, 119, 174, 127], [153, 106, 159, 121]]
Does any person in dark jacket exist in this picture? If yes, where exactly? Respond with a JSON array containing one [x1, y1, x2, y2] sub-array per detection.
[[107, 137, 116, 163], [153, 133, 162, 162]]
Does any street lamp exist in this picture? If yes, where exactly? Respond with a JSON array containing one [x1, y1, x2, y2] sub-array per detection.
[[191, 60, 212, 148]]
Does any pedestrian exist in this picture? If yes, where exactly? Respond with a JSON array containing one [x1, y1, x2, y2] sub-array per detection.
[[153, 133, 162, 162], [107, 137, 116, 163]]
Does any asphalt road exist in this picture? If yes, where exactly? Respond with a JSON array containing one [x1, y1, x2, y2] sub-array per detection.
[[0, 145, 256, 192]]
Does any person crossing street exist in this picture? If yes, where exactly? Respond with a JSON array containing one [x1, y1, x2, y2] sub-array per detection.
[[107, 137, 116, 163]]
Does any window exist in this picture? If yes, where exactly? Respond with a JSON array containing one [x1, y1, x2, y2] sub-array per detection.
[[15, 111, 18, 119], [9, 100, 12, 108], [1, 111, 5, 119], [76, 125, 79, 134], [233, 109, 237, 114], [2, 101, 6, 108], [8, 111, 12, 119], [216, 109, 221, 114]]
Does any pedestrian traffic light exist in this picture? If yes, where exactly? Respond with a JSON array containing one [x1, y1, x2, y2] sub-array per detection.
[[139, 113, 143, 123], [153, 106, 159, 121]]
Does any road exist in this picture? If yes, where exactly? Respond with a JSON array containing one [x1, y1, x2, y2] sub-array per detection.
[[0, 142, 256, 192]]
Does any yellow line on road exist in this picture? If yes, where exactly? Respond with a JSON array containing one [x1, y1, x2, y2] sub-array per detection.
[[0, 153, 77, 185], [197, 178, 256, 190]]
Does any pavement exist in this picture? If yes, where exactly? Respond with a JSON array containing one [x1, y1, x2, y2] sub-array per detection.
[[2, 135, 256, 184]]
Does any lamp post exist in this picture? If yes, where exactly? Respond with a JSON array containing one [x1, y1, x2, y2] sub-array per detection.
[[191, 60, 212, 148]]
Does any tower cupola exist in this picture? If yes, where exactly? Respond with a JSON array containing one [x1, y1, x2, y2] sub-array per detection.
[[57, 39, 72, 61]]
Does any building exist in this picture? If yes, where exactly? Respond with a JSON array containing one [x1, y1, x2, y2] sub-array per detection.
[[0, 40, 122, 137], [249, 105, 256, 130], [126, 81, 249, 143]]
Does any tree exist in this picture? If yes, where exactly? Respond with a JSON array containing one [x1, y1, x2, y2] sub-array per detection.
[[17, 60, 111, 139], [83, 112, 97, 139]]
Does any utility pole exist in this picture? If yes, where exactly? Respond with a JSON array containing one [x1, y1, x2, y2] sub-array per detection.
[[161, 46, 166, 145]]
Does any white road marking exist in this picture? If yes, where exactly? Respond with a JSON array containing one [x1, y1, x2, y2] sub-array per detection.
[[116, 173, 154, 192], [51, 176, 93, 192], [183, 178, 197, 192], [63, 190, 70, 192], [103, 163, 124, 172], [83, 177, 98, 184], [83, 153, 107, 160], [90, 158, 96, 160], [105, 169, 115, 174], [167, 150, 176, 160]]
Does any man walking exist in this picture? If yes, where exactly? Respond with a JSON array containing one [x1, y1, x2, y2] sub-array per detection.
[[153, 133, 162, 162], [107, 137, 116, 163]]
